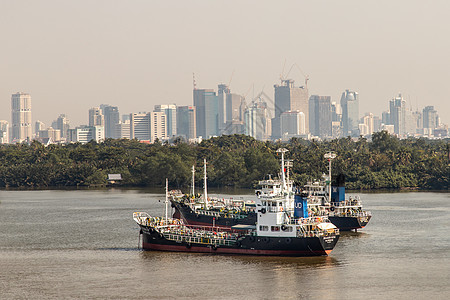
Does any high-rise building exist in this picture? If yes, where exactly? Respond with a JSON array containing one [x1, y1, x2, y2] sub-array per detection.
[[114, 120, 130, 139], [382, 111, 390, 125], [130, 113, 151, 141], [193, 89, 218, 138], [244, 100, 271, 141], [411, 111, 422, 134], [216, 84, 245, 135], [0, 120, 9, 144], [360, 113, 375, 136], [404, 109, 417, 136], [373, 115, 382, 133], [35, 120, 45, 137], [68, 126, 104, 143], [154, 104, 176, 138], [54, 114, 70, 139], [11, 92, 32, 143], [423, 106, 438, 132], [217, 84, 229, 134], [38, 127, 61, 142], [177, 106, 196, 141], [280, 111, 306, 141], [341, 90, 359, 137], [389, 94, 406, 135], [272, 79, 309, 139], [89, 107, 104, 127], [224, 93, 244, 134], [309, 95, 332, 138], [150, 111, 167, 142], [331, 102, 341, 122], [102, 105, 120, 139]]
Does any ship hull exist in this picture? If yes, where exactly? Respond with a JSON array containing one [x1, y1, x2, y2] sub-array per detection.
[[328, 215, 371, 231], [139, 226, 338, 256], [171, 200, 257, 228]]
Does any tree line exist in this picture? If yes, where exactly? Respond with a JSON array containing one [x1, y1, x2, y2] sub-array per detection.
[[0, 132, 448, 190]]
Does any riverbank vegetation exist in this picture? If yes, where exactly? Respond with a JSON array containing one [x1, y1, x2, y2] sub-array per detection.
[[0, 132, 448, 190]]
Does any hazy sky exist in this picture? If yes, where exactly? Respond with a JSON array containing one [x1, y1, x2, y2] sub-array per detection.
[[1, 0, 449, 127]]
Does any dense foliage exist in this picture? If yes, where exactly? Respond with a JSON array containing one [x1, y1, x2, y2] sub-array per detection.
[[0, 132, 448, 190]]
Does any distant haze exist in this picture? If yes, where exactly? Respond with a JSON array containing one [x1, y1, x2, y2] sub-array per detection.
[[1, 0, 449, 127]]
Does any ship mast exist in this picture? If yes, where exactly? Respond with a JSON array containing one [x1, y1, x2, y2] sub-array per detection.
[[191, 165, 195, 196], [277, 148, 289, 192], [165, 178, 169, 225], [203, 159, 208, 209], [324, 152, 336, 200]]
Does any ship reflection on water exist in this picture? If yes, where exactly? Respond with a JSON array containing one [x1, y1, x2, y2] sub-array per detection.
[[137, 251, 341, 299]]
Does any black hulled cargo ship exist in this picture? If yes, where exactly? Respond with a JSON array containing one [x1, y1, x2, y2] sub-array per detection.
[[170, 158, 257, 228], [306, 152, 372, 231], [134, 167, 339, 257], [170, 150, 371, 232], [134, 192, 339, 257], [306, 181, 372, 231], [170, 196, 257, 228]]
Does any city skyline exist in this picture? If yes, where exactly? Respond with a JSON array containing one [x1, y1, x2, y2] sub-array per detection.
[[2, 85, 445, 145], [1, 1, 449, 127]]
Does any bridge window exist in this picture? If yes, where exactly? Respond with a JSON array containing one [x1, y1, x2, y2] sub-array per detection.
[[259, 225, 269, 231], [271, 226, 280, 232]]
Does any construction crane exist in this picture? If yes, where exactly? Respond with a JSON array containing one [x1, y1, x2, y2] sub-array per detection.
[[281, 62, 310, 88]]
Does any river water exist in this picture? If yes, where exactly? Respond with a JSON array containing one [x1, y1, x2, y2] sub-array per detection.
[[0, 189, 449, 299]]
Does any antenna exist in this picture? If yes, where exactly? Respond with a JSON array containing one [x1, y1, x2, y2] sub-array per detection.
[[324, 152, 337, 199], [193, 73, 197, 90], [228, 70, 235, 87]]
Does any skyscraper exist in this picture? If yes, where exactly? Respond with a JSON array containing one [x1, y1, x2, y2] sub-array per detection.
[[102, 105, 120, 139], [177, 106, 196, 141], [114, 120, 130, 139], [341, 90, 359, 137], [150, 111, 167, 142], [35, 120, 45, 137], [309, 95, 332, 138], [389, 94, 406, 135], [217, 84, 229, 134], [89, 107, 104, 127], [55, 114, 70, 139], [130, 113, 151, 141], [154, 104, 176, 138], [193, 88, 218, 138], [244, 100, 270, 141], [11, 92, 32, 143], [0, 120, 9, 144], [280, 111, 306, 141], [423, 106, 438, 132], [360, 113, 375, 136], [272, 79, 309, 139]]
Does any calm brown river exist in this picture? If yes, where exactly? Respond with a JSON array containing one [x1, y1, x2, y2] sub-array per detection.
[[0, 189, 449, 299]]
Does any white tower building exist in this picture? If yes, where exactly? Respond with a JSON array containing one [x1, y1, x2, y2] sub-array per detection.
[[11, 92, 32, 143]]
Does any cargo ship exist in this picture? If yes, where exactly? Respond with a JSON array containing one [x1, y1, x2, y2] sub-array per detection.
[[170, 159, 257, 228], [306, 152, 371, 231], [133, 178, 340, 256], [171, 150, 371, 231]]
